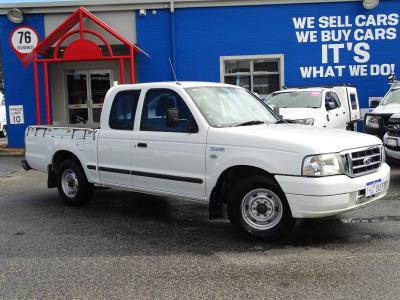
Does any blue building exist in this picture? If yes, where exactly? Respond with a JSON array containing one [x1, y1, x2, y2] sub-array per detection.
[[0, 0, 397, 147]]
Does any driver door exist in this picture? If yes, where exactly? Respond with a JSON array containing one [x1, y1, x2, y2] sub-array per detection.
[[325, 91, 346, 129], [131, 88, 207, 197]]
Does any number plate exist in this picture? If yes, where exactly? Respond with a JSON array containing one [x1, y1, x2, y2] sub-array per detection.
[[366, 179, 383, 197], [387, 138, 398, 147]]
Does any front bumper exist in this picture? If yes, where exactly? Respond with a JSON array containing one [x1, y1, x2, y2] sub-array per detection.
[[383, 134, 400, 160], [275, 163, 390, 218]]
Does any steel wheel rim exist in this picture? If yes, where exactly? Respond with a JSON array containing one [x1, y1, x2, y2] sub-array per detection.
[[241, 188, 283, 230], [61, 169, 79, 198]]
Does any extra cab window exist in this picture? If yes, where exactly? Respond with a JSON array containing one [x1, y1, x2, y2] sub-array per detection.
[[350, 93, 358, 110], [109, 90, 141, 130], [140, 89, 197, 132]]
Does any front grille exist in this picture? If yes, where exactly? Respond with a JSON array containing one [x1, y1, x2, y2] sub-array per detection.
[[343, 146, 382, 177], [387, 130, 400, 137]]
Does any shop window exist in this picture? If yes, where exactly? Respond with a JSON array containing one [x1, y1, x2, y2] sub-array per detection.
[[221, 55, 283, 98], [109, 90, 141, 130]]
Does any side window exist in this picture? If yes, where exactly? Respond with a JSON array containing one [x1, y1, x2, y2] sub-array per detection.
[[350, 93, 358, 110], [140, 89, 196, 132], [109, 90, 141, 130], [325, 92, 340, 109], [330, 92, 341, 108]]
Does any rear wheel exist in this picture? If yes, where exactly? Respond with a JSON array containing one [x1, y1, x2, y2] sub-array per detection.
[[56, 160, 92, 206], [227, 176, 294, 241]]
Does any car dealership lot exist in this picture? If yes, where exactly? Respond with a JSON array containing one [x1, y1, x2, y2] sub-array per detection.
[[1, 156, 400, 299]]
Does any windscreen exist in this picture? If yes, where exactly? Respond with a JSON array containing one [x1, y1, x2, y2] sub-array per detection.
[[185, 86, 279, 127], [382, 88, 400, 105], [266, 91, 322, 108]]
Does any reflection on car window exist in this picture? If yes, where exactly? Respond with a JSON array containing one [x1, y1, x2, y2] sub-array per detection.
[[266, 91, 322, 109], [140, 89, 196, 132], [109, 90, 141, 130], [186, 86, 279, 127], [382, 89, 400, 105], [329, 92, 341, 108]]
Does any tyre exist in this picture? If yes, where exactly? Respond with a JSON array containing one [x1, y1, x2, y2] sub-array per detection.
[[227, 176, 294, 241], [56, 160, 92, 206]]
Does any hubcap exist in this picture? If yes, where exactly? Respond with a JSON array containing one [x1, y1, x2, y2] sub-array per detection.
[[61, 169, 79, 198], [241, 188, 283, 230]]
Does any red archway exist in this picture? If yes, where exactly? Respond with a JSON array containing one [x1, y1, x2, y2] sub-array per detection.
[[33, 7, 145, 124]]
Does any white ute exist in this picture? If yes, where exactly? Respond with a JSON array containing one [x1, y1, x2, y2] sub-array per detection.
[[265, 86, 360, 130], [23, 82, 390, 240]]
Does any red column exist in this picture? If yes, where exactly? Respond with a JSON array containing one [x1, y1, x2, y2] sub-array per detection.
[[119, 58, 125, 84], [43, 62, 51, 125], [33, 53, 41, 124]]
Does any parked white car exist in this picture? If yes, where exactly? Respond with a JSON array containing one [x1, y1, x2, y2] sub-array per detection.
[[265, 86, 360, 130], [383, 113, 400, 162], [23, 82, 389, 241], [0, 95, 6, 138], [364, 80, 400, 139]]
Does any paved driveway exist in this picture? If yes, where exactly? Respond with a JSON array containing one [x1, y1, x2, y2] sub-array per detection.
[[1, 156, 400, 299]]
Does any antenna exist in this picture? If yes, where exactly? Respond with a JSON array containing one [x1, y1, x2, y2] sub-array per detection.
[[169, 57, 178, 81]]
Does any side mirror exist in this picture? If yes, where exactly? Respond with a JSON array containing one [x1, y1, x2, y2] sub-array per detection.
[[273, 107, 280, 115], [325, 102, 336, 111], [166, 108, 179, 127], [388, 74, 396, 83], [370, 99, 381, 108]]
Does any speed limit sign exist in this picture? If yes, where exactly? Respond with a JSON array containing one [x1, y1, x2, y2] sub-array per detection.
[[9, 26, 39, 67], [9, 105, 24, 125]]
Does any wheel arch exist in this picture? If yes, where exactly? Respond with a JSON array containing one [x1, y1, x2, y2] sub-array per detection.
[[209, 164, 281, 219], [48, 150, 86, 188]]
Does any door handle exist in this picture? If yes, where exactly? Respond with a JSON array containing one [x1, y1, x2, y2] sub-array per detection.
[[137, 143, 147, 148], [336, 114, 339, 116], [343, 111, 346, 115]]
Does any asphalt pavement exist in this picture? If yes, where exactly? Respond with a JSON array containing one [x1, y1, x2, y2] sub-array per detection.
[[1, 156, 400, 299]]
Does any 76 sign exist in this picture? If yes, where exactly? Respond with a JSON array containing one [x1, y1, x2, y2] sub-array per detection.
[[10, 26, 39, 67]]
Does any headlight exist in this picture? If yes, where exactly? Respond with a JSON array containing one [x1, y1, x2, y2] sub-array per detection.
[[302, 153, 344, 177], [365, 115, 380, 128], [293, 118, 314, 126]]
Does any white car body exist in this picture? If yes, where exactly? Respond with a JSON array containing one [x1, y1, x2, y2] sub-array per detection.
[[266, 87, 360, 130], [24, 82, 389, 227]]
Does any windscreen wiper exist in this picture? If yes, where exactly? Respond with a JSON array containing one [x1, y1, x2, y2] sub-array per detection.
[[236, 120, 265, 127]]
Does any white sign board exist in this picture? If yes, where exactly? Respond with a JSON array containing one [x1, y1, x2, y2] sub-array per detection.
[[9, 105, 24, 125], [10, 26, 39, 67], [11, 27, 38, 54]]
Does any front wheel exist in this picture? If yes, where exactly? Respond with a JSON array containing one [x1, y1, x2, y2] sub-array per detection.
[[56, 160, 92, 206], [227, 176, 294, 241]]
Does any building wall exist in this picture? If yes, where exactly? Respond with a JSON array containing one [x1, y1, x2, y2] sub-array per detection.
[[136, 0, 400, 111], [0, 14, 46, 147]]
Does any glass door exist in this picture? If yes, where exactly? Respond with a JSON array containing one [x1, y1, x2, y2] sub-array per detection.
[[66, 70, 112, 124], [66, 72, 89, 124], [89, 71, 111, 123]]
